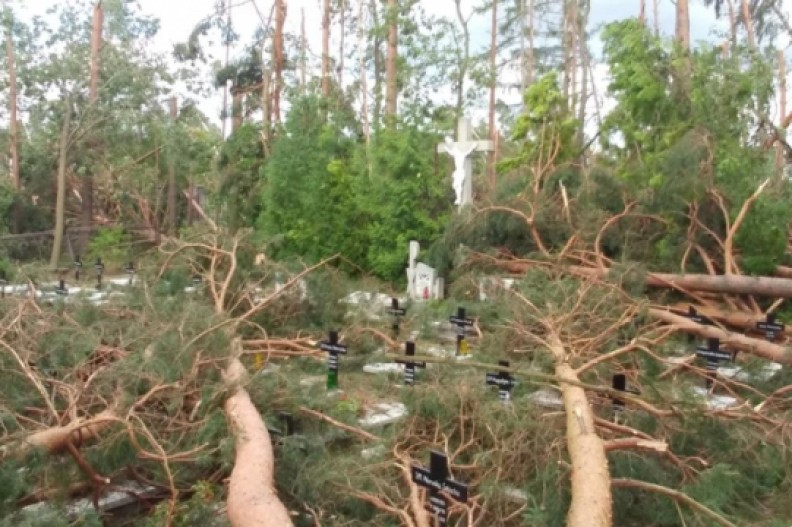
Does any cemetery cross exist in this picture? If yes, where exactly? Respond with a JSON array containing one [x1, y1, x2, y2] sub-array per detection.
[[0, 270, 6, 298], [449, 307, 474, 357], [125, 261, 135, 286], [55, 279, 68, 296], [756, 313, 785, 342], [95, 257, 105, 290], [396, 341, 426, 386], [437, 117, 494, 210], [388, 297, 407, 338], [74, 255, 82, 281], [485, 360, 516, 402], [695, 338, 732, 388], [319, 330, 348, 390], [611, 374, 639, 417], [412, 450, 469, 527]]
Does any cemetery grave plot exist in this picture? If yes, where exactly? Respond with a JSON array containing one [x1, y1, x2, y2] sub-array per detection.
[[0, 244, 791, 527]]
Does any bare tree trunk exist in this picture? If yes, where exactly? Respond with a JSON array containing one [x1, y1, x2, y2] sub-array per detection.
[[527, 0, 535, 86], [652, 0, 659, 36], [371, 0, 383, 131], [80, 0, 103, 251], [726, 0, 738, 47], [300, 7, 307, 93], [5, 5, 20, 232], [639, 0, 646, 24], [739, 0, 756, 50], [221, 0, 232, 138], [51, 100, 72, 269], [675, 0, 690, 50], [548, 333, 612, 527], [338, 0, 346, 89], [273, 0, 286, 124], [260, 43, 272, 150], [231, 89, 243, 133], [322, 0, 331, 98], [385, 0, 398, 121], [358, 0, 370, 144], [777, 49, 786, 180], [453, 0, 470, 124], [166, 96, 178, 234], [576, 4, 591, 148], [488, 0, 498, 187]]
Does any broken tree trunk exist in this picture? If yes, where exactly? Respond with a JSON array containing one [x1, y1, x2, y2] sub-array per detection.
[[3, 410, 117, 460], [224, 350, 293, 527], [649, 308, 792, 365], [548, 333, 612, 527], [496, 260, 792, 299]]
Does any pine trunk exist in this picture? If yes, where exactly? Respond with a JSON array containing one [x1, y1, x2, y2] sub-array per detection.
[[358, 0, 370, 144], [777, 50, 787, 180], [385, 0, 398, 120], [371, 0, 383, 130], [488, 0, 498, 187], [5, 8, 20, 232], [740, 0, 756, 50], [80, 0, 103, 252], [273, 0, 285, 123], [338, 0, 345, 89], [166, 96, 178, 234], [675, 0, 690, 50], [231, 90, 243, 134], [50, 101, 72, 268], [453, 0, 469, 124], [322, 0, 331, 98], [300, 8, 307, 93], [260, 44, 272, 150]]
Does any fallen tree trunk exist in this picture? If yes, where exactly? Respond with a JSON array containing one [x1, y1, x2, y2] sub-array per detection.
[[495, 260, 792, 299], [548, 333, 612, 527], [223, 352, 293, 527], [649, 308, 792, 365], [667, 303, 792, 337]]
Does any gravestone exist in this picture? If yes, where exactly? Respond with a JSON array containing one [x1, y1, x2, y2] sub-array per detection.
[[406, 241, 443, 301], [449, 307, 474, 357], [757, 313, 784, 342], [486, 360, 516, 402], [396, 341, 426, 386], [437, 117, 494, 209], [319, 330, 347, 390], [412, 451, 469, 527]]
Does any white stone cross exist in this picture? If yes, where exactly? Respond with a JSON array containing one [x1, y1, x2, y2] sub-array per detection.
[[437, 117, 494, 209]]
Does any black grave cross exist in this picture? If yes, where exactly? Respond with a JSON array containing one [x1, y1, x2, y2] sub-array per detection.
[[412, 451, 469, 527], [124, 261, 135, 285], [396, 341, 426, 386], [449, 307, 474, 357], [55, 279, 68, 296], [73, 256, 83, 281], [611, 374, 640, 413], [94, 258, 105, 290], [319, 330, 348, 390], [756, 313, 785, 342], [486, 360, 516, 402], [682, 306, 710, 343], [696, 338, 732, 388], [388, 297, 407, 338], [0, 270, 6, 299]]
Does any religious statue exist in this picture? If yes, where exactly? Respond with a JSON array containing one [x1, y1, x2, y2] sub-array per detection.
[[442, 136, 477, 205]]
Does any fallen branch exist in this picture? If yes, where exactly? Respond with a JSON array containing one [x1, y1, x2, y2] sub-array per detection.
[[297, 406, 379, 442], [612, 478, 738, 527], [2, 410, 118, 459]]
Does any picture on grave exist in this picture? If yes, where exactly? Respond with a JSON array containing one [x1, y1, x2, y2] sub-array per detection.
[[396, 341, 426, 386], [318, 330, 348, 390], [449, 307, 474, 357], [485, 360, 516, 402], [412, 450, 469, 527]]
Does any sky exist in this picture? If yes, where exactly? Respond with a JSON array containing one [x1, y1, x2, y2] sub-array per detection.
[[9, 0, 792, 135]]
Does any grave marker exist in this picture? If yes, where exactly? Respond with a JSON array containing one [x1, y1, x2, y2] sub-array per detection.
[[682, 306, 710, 343], [125, 261, 135, 285], [388, 297, 407, 338], [74, 256, 83, 281], [0, 270, 6, 298], [95, 258, 105, 290], [396, 341, 425, 386], [412, 450, 469, 527], [486, 360, 516, 402], [55, 279, 68, 296], [319, 330, 348, 390], [756, 313, 784, 342], [696, 338, 731, 387], [449, 307, 474, 357], [611, 374, 639, 416]]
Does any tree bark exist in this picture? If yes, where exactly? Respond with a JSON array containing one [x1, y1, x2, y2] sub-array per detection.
[[487, 0, 498, 187], [80, 0, 103, 251], [300, 7, 307, 93], [338, 0, 346, 89], [385, 0, 398, 121], [371, 0, 383, 130], [50, 99, 72, 268], [224, 355, 293, 527], [453, 0, 470, 125], [322, 0, 331, 99], [739, 0, 756, 50], [5, 5, 20, 232], [3, 410, 116, 460], [548, 333, 612, 527], [273, 0, 286, 124], [166, 96, 178, 234], [231, 89, 243, 133], [777, 49, 786, 180], [675, 0, 690, 50], [357, 0, 370, 144], [221, 0, 232, 138], [260, 43, 272, 151], [726, 0, 738, 47]]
